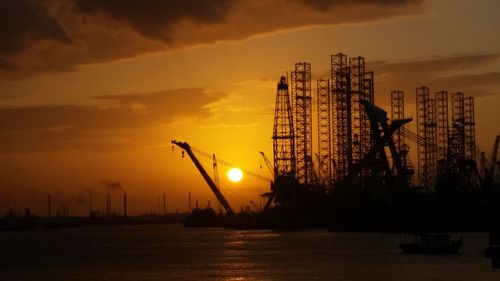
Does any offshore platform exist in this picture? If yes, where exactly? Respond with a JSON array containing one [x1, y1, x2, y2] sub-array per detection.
[[173, 53, 500, 230]]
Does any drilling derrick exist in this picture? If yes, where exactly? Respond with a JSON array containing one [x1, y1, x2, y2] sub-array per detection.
[[349, 57, 366, 170], [331, 53, 351, 181], [428, 98, 438, 187], [273, 76, 296, 179], [292, 62, 313, 184], [391, 91, 414, 185], [364, 71, 375, 104], [464, 97, 476, 162], [435, 91, 449, 183], [464, 96, 477, 188], [364, 71, 381, 182], [317, 79, 332, 187], [391, 91, 405, 152], [435, 91, 449, 160], [416, 86, 436, 189], [448, 92, 465, 178]]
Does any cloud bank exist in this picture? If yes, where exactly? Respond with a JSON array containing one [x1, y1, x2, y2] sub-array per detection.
[[0, 0, 424, 76]]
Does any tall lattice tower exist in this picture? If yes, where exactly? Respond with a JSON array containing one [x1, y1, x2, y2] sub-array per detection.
[[331, 53, 351, 181], [448, 92, 465, 177], [291, 62, 313, 184], [317, 79, 332, 186], [464, 97, 476, 161], [360, 68, 373, 165], [416, 86, 436, 189], [273, 76, 295, 178], [391, 90, 414, 185], [349, 57, 366, 167], [428, 97, 438, 187], [435, 91, 449, 161], [464, 96, 477, 188], [391, 91, 405, 152]]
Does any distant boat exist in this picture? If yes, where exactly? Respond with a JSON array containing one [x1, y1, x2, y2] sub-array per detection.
[[399, 233, 462, 254], [485, 230, 500, 268]]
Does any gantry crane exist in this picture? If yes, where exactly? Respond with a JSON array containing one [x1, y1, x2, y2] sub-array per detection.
[[171, 140, 234, 214]]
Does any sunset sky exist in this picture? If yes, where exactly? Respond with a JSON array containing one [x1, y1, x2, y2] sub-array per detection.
[[1, 0, 499, 216]]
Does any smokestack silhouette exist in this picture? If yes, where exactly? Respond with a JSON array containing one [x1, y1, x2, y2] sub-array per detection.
[[105, 193, 110, 216], [89, 190, 93, 217], [108, 193, 112, 215], [188, 192, 191, 213], [48, 193, 51, 217], [163, 193, 166, 216], [123, 193, 127, 217]]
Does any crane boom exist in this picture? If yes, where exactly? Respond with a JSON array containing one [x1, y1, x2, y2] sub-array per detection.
[[259, 151, 274, 179], [171, 140, 234, 215]]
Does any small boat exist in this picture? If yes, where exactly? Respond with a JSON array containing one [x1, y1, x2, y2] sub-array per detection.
[[485, 230, 500, 268], [399, 233, 462, 254]]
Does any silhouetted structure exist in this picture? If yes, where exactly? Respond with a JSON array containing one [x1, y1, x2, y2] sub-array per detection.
[[317, 79, 332, 187], [291, 62, 313, 184]]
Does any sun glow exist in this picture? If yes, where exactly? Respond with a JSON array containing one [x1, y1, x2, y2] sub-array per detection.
[[227, 168, 243, 183]]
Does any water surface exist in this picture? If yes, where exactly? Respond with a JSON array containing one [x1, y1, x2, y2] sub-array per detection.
[[0, 224, 497, 280]]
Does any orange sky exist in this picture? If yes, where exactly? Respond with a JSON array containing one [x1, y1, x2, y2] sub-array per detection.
[[1, 0, 499, 216]]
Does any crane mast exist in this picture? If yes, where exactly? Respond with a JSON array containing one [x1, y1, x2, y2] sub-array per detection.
[[171, 140, 234, 215]]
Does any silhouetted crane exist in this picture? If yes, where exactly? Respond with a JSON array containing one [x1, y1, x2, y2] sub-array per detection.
[[171, 140, 234, 214]]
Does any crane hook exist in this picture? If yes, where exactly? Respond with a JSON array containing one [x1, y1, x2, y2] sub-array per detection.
[[181, 150, 185, 158]]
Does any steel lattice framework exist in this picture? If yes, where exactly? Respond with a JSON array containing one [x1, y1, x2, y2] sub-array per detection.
[[360, 69, 373, 164], [435, 91, 449, 161], [331, 53, 351, 181], [317, 79, 332, 186], [416, 86, 437, 189], [428, 97, 438, 187], [391, 90, 414, 185], [449, 92, 465, 177], [291, 62, 313, 184], [272, 76, 296, 178], [349, 57, 366, 166], [464, 97, 476, 161], [391, 91, 405, 152]]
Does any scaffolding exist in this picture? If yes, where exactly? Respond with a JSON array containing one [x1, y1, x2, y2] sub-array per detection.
[[331, 53, 351, 181], [272, 76, 296, 178], [317, 79, 332, 186], [292, 62, 313, 184]]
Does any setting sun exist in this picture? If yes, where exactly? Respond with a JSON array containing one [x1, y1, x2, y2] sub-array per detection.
[[227, 168, 243, 183]]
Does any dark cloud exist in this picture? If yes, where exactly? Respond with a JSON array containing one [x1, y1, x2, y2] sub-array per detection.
[[369, 53, 500, 106], [0, 88, 225, 153], [101, 180, 122, 191], [73, 0, 234, 42], [0, 0, 424, 77], [0, 0, 72, 55], [301, 0, 421, 10]]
